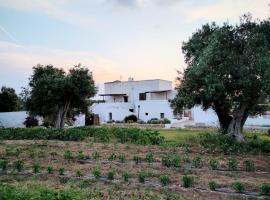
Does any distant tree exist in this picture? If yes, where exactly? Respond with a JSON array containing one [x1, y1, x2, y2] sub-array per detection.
[[171, 15, 270, 142], [0, 86, 19, 112], [27, 64, 96, 128]]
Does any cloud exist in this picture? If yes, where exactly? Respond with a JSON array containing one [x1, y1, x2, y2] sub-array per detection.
[[106, 0, 182, 8]]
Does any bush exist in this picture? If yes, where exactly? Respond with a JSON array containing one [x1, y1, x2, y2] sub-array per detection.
[[14, 160, 24, 172], [59, 168, 65, 175], [208, 181, 218, 190], [92, 167, 101, 179], [232, 182, 245, 193], [159, 175, 170, 187], [208, 159, 219, 170], [47, 166, 53, 174], [260, 183, 270, 195], [32, 162, 40, 173], [0, 159, 8, 171], [182, 175, 194, 188], [162, 154, 181, 168], [122, 171, 131, 182], [23, 116, 38, 128], [243, 160, 255, 172], [77, 151, 85, 160], [138, 171, 147, 183], [145, 153, 154, 163], [192, 156, 203, 168], [107, 169, 115, 180], [124, 115, 137, 123], [228, 158, 238, 171]]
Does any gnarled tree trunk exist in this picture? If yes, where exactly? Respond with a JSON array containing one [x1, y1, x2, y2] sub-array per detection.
[[214, 105, 232, 133], [54, 100, 71, 129]]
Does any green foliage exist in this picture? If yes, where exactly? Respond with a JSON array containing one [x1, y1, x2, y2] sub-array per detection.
[[138, 171, 147, 183], [0, 159, 8, 171], [0, 127, 165, 145], [208, 159, 219, 170], [145, 153, 154, 163], [64, 150, 73, 160], [77, 151, 85, 160], [243, 160, 255, 172], [47, 166, 53, 174], [0, 86, 19, 112], [228, 158, 238, 171], [232, 182, 245, 193], [260, 183, 270, 195], [32, 162, 40, 174], [76, 170, 82, 177], [13, 160, 24, 172], [92, 167, 101, 179], [182, 175, 194, 188], [58, 167, 65, 175], [124, 115, 137, 123], [5, 146, 21, 157], [92, 151, 100, 160], [192, 156, 203, 168], [133, 156, 142, 164], [147, 118, 171, 124], [159, 175, 170, 187], [118, 154, 126, 163], [23, 116, 38, 128], [162, 154, 181, 168], [122, 171, 131, 182], [208, 181, 218, 190], [108, 153, 117, 161], [107, 169, 115, 180]]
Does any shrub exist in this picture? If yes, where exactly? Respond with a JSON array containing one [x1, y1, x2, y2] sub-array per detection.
[[145, 153, 154, 163], [162, 154, 181, 168], [118, 154, 126, 163], [208, 181, 218, 190], [23, 116, 38, 127], [192, 156, 203, 168], [59, 167, 65, 175], [77, 151, 85, 160], [64, 150, 73, 161], [6, 146, 21, 157], [0, 159, 8, 171], [243, 160, 255, 172], [228, 158, 238, 171], [208, 159, 219, 170], [32, 162, 40, 173], [122, 171, 131, 182], [161, 118, 171, 124], [138, 171, 147, 183], [124, 115, 137, 123], [14, 160, 24, 172], [76, 170, 82, 177], [107, 169, 115, 180], [108, 153, 117, 161], [47, 166, 53, 174], [92, 151, 100, 160], [182, 175, 194, 188], [232, 182, 245, 193], [260, 183, 270, 195], [92, 167, 101, 179], [159, 175, 170, 187], [133, 156, 142, 164]]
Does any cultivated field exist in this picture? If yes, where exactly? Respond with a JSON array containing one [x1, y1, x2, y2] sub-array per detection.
[[0, 128, 269, 200]]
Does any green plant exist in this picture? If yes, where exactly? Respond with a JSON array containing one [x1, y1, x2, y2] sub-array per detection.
[[92, 167, 101, 179], [77, 151, 84, 160], [260, 183, 270, 195], [76, 170, 82, 177], [243, 160, 255, 172], [138, 171, 147, 183], [32, 162, 40, 173], [192, 156, 203, 168], [108, 153, 117, 161], [118, 154, 126, 163], [122, 171, 131, 182], [0, 159, 8, 171], [47, 166, 53, 174], [14, 160, 24, 172], [124, 115, 137, 123], [64, 150, 73, 160], [6, 146, 22, 157], [59, 167, 65, 175], [182, 175, 194, 188], [208, 159, 219, 170], [232, 182, 245, 193], [145, 153, 154, 163], [228, 158, 238, 171], [159, 175, 170, 187], [92, 151, 100, 160], [133, 156, 142, 164], [107, 169, 115, 180], [162, 154, 181, 168], [208, 181, 218, 190]]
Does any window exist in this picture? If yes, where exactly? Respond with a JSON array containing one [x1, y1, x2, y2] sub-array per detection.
[[124, 96, 128, 102], [139, 93, 146, 101], [129, 109, 134, 112], [145, 113, 148, 116], [160, 113, 165, 119], [109, 112, 112, 121]]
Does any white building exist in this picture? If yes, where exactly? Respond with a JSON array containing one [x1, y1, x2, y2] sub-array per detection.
[[90, 79, 180, 123]]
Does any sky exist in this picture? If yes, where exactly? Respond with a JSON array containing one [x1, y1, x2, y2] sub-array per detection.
[[0, 0, 269, 94]]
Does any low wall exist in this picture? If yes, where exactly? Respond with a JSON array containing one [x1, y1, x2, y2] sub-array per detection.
[[103, 123, 165, 129]]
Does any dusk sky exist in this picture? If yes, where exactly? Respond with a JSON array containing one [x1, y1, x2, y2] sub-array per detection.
[[0, 0, 269, 93]]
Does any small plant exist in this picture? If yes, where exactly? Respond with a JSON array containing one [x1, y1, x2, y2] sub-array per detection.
[[92, 151, 100, 160], [182, 175, 194, 188], [162, 154, 181, 168], [59, 167, 65, 175], [208, 159, 219, 170], [133, 156, 142, 164], [145, 153, 154, 163], [47, 166, 53, 174], [228, 158, 238, 171], [6, 146, 22, 157], [32, 162, 40, 174], [107, 169, 116, 180], [64, 150, 73, 161], [76, 170, 82, 177], [118, 154, 126, 163], [92, 167, 101, 179], [192, 156, 203, 168], [243, 160, 255, 172], [14, 160, 24, 172], [232, 182, 245, 193], [138, 171, 147, 183], [122, 171, 131, 182], [159, 175, 170, 187], [260, 183, 270, 195], [0, 159, 8, 171], [77, 151, 84, 160], [108, 153, 117, 161], [182, 154, 190, 163], [208, 181, 218, 190]]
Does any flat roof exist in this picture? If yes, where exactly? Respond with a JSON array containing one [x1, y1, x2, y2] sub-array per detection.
[[145, 90, 171, 93], [99, 93, 127, 96], [104, 79, 172, 84]]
